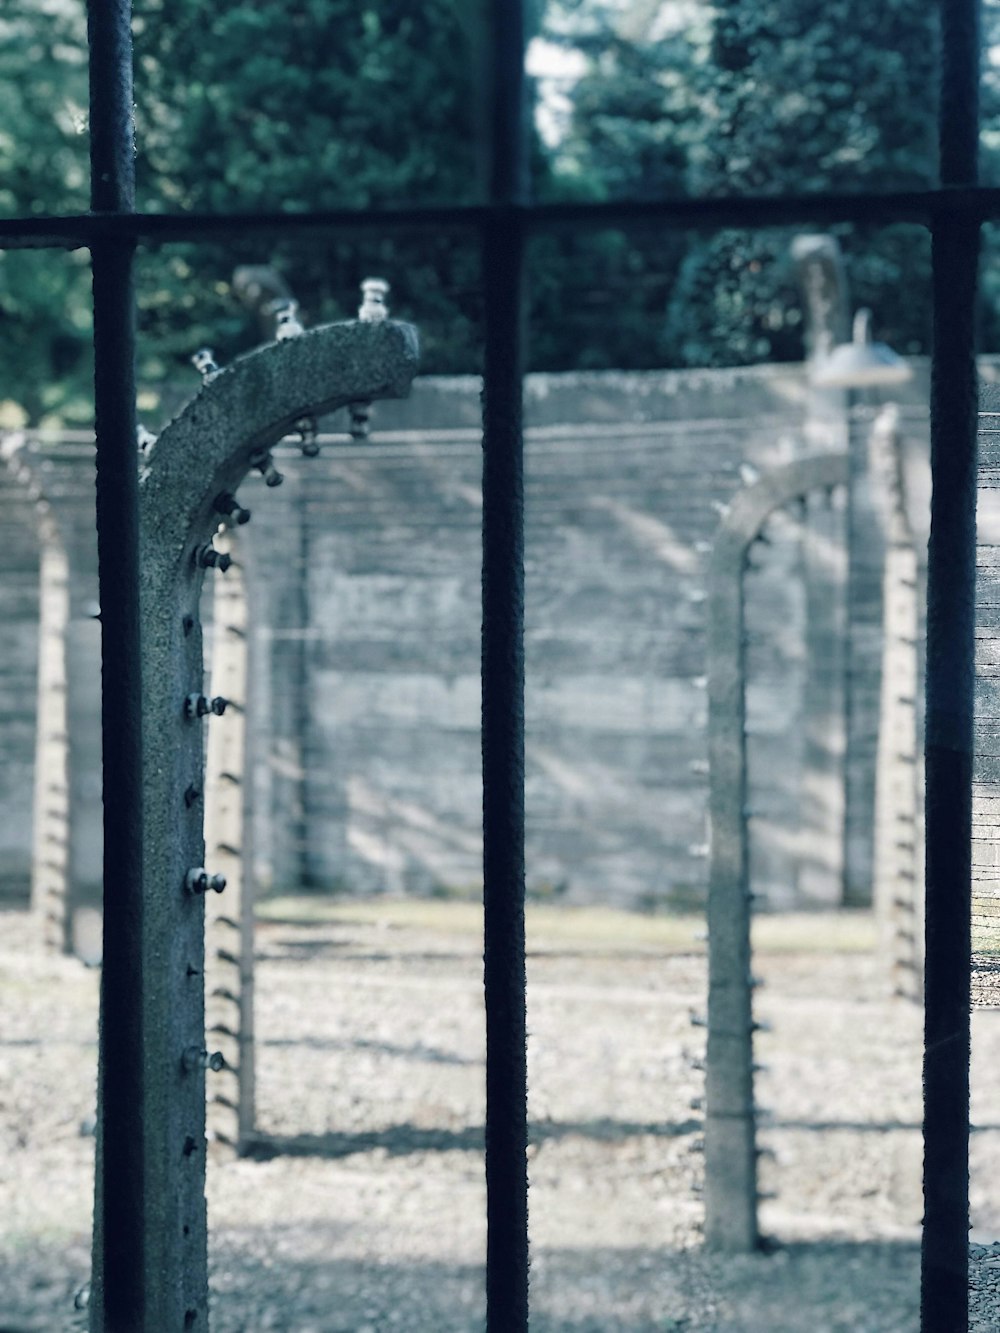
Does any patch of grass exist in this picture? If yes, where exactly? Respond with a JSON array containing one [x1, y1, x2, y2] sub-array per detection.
[[256, 895, 878, 956], [752, 910, 877, 955], [973, 925, 1000, 958]]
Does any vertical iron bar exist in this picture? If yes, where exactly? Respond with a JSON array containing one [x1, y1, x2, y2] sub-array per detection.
[[922, 0, 980, 1328], [481, 2, 529, 1328], [481, 217, 528, 1327], [87, 0, 144, 1328]]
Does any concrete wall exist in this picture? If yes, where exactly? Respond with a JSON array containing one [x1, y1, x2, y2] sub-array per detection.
[[0, 360, 935, 913], [231, 363, 932, 910]]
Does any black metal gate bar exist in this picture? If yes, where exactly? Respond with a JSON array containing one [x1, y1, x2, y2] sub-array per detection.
[[18, 184, 1000, 251], [480, 3, 530, 1327], [481, 213, 529, 1328], [86, 1, 145, 1327], [0, 6, 990, 1328], [921, 0, 981, 1328]]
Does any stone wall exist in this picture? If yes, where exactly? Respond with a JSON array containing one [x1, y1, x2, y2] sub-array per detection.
[[0, 360, 935, 913]]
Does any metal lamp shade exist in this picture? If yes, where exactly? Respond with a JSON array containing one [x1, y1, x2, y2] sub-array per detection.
[[810, 308, 913, 389]]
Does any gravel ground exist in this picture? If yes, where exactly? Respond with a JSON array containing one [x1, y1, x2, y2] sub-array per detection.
[[2, 901, 1000, 1331]]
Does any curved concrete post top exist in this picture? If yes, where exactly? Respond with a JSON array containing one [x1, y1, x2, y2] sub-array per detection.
[[703, 448, 849, 1252], [118, 315, 418, 1326], [140, 317, 418, 578], [710, 452, 848, 574]]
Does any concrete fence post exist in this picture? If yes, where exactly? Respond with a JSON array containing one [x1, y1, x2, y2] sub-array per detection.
[[705, 452, 848, 1251], [0, 434, 72, 953], [792, 235, 851, 904], [203, 525, 255, 1153], [870, 405, 923, 999], [88, 317, 418, 1330], [32, 532, 71, 952]]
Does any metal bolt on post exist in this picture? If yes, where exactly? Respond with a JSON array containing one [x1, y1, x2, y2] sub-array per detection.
[[249, 449, 284, 488], [136, 424, 157, 455], [349, 277, 390, 439], [184, 694, 229, 719], [348, 402, 372, 439], [185, 868, 227, 895], [274, 301, 304, 340], [197, 543, 233, 572], [213, 492, 251, 525], [191, 348, 221, 381], [359, 277, 390, 321], [294, 416, 320, 457], [182, 1047, 226, 1073]]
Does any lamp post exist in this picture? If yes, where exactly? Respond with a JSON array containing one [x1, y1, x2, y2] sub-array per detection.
[[812, 309, 913, 392], [811, 310, 912, 909]]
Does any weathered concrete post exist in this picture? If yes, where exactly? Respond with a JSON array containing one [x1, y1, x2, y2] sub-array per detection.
[[88, 315, 418, 1330], [791, 236, 850, 904], [0, 434, 72, 953], [843, 398, 888, 907], [705, 452, 847, 1251], [32, 525, 71, 953], [203, 525, 255, 1152], [810, 311, 912, 908], [974, 384, 1000, 935], [870, 405, 923, 999]]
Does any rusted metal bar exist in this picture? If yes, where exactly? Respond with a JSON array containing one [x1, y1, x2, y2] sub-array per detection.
[[921, 0, 980, 1328], [481, 2, 529, 1328], [86, 0, 144, 1328]]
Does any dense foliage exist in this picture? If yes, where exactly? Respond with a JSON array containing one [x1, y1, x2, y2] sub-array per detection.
[[665, 0, 940, 364], [0, 0, 992, 424], [0, 0, 92, 425], [129, 0, 494, 408]]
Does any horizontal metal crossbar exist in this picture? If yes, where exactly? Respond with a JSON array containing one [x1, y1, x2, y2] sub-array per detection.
[[5, 186, 1000, 251]]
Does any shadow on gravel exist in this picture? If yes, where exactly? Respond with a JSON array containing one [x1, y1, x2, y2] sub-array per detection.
[[0, 1237, 91, 1333], [243, 1116, 704, 1161], [259, 1035, 478, 1065], [0, 1235, 920, 1331], [205, 1235, 920, 1332], [693, 1237, 921, 1333], [771, 1117, 1000, 1134], [243, 1111, 1000, 1163], [255, 937, 478, 965]]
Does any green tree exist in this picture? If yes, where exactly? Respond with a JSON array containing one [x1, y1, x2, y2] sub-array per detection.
[[0, 0, 92, 426], [531, 1, 699, 368], [663, 0, 940, 365], [134, 1, 482, 213], [6, 0, 998, 416], [132, 0, 692, 390], [130, 0, 490, 398]]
